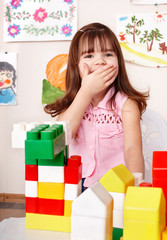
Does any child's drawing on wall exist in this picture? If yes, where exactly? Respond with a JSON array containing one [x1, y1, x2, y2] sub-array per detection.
[[42, 54, 68, 104], [0, 53, 17, 105], [4, 0, 77, 42], [117, 12, 167, 67]]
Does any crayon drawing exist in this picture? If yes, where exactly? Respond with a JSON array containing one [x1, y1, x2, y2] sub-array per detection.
[[42, 54, 68, 105], [0, 52, 17, 105], [117, 12, 167, 67], [4, 0, 77, 42]]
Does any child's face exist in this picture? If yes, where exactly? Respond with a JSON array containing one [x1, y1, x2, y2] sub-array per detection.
[[0, 70, 13, 89], [78, 38, 118, 78]]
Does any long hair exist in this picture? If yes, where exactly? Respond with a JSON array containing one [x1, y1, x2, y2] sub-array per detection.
[[44, 22, 149, 117]]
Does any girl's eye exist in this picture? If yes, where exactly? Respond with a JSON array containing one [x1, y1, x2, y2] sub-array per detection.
[[105, 53, 113, 57], [85, 54, 93, 58]]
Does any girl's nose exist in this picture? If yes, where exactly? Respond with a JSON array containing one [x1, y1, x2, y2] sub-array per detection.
[[95, 57, 105, 65]]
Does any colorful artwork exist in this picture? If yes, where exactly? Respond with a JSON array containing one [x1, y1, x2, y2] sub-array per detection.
[[131, 0, 167, 4], [4, 0, 77, 42], [42, 54, 68, 104], [117, 12, 167, 67], [0, 52, 17, 105]]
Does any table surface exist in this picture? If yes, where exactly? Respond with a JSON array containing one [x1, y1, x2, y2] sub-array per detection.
[[0, 217, 71, 240]]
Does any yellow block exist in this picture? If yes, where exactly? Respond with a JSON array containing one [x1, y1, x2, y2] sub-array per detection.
[[99, 164, 134, 193], [162, 227, 167, 240], [123, 187, 166, 240], [38, 182, 64, 199], [26, 213, 71, 232], [64, 200, 73, 216]]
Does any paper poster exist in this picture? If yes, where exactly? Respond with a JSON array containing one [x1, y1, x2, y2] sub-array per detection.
[[117, 12, 167, 67], [131, 0, 167, 4], [0, 52, 17, 105], [4, 0, 77, 42], [42, 54, 68, 105]]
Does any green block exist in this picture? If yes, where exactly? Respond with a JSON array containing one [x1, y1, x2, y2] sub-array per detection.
[[25, 159, 38, 165], [25, 126, 65, 160], [38, 150, 65, 166], [113, 227, 123, 240]]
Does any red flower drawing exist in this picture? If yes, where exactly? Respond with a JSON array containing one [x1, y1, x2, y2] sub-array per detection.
[[33, 8, 48, 23]]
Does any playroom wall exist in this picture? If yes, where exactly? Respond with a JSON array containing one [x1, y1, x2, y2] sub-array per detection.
[[0, 0, 167, 194]]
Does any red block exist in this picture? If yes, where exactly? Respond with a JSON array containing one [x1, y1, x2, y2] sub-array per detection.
[[152, 178, 167, 189], [65, 158, 82, 184], [38, 198, 64, 215], [153, 169, 167, 179], [70, 155, 82, 166], [26, 197, 38, 213], [153, 151, 167, 168], [139, 182, 152, 187], [25, 165, 38, 181]]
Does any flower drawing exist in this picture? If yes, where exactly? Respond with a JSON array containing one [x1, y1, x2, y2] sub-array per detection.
[[8, 24, 21, 38], [61, 24, 72, 37], [64, 0, 73, 4], [33, 8, 48, 23], [10, 0, 23, 9]]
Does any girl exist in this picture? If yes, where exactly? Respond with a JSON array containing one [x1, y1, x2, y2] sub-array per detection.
[[44, 23, 149, 188]]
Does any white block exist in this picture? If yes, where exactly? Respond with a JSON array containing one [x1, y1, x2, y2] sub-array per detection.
[[38, 166, 64, 183], [64, 181, 82, 200], [12, 123, 26, 148], [132, 172, 144, 186], [71, 215, 112, 240], [72, 182, 113, 218], [109, 192, 125, 211], [25, 181, 38, 197], [113, 210, 123, 228]]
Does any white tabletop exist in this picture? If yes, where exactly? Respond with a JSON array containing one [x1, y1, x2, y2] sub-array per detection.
[[0, 217, 71, 240]]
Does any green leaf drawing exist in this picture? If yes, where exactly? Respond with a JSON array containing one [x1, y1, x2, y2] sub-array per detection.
[[42, 79, 65, 105]]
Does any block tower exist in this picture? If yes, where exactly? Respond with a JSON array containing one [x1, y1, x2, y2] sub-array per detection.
[[25, 123, 82, 232]]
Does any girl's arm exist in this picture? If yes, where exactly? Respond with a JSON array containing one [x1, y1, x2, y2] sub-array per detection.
[[122, 98, 144, 177], [57, 87, 92, 137]]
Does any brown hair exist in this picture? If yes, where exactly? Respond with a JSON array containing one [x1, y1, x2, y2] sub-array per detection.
[[44, 22, 149, 117]]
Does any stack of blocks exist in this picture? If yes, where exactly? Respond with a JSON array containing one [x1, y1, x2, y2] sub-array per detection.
[[99, 164, 135, 240], [25, 123, 82, 232], [153, 151, 167, 225]]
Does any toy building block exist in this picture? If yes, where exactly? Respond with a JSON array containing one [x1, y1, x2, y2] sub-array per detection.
[[54, 121, 71, 145], [65, 157, 82, 184], [132, 172, 143, 186], [38, 198, 64, 215], [38, 182, 64, 199], [153, 151, 167, 223], [25, 180, 38, 197], [123, 186, 166, 240], [25, 165, 38, 181], [12, 122, 39, 148], [25, 125, 65, 160], [26, 197, 38, 213], [99, 164, 135, 193], [26, 213, 71, 232], [64, 181, 82, 201], [71, 182, 113, 240], [162, 227, 167, 240], [38, 150, 64, 166], [38, 166, 64, 183], [99, 164, 134, 240]]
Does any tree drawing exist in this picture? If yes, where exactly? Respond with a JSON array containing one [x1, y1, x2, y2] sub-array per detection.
[[126, 16, 144, 44], [139, 28, 163, 52]]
